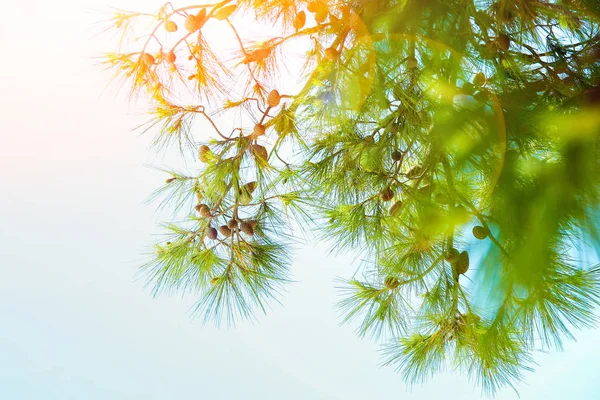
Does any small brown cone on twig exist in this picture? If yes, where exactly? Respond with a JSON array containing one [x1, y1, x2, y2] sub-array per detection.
[[293, 11, 306, 30], [253, 123, 266, 136], [496, 34, 510, 51], [166, 51, 176, 64], [472, 225, 489, 240], [457, 251, 469, 274], [392, 150, 403, 162], [185, 15, 202, 32], [267, 90, 281, 107], [219, 225, 232, 237], [381, 187, 394, 202], [206, 227, 218, 240], [242, 181, 257, 194], [239, 181, 257, 205], [142, 53, 155, 66], [227, 219, 238, 229], [195, 204, 211, 217], [315, 8, 328, 24], [251, 144, 268, 161], [240, 221, 254, 236], [445, 248, 460, 263], [473, 72, 486, 87], [164, 20, 178, 32], [384, 276, 400, 289], [199, 145, 211, 163]]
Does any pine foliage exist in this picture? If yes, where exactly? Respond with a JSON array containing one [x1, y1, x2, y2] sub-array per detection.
[[104, 0, 600, 395]]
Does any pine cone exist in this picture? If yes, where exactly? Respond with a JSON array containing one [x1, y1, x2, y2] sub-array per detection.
[[199, 145, 211, 163], [253, 123, 266, 136], [164, 20, 178, 32], [166, 51, 176, 63], [384, 276, 400, 289], [245, 181, 257, 193], [445, 248, 460, 263], [219, 225, 232, 237], [227, 219, 238, 229], [195, 204, 211, 217], [315, 7, 328, 24], [239, 181, 257, 205], [239, 181, 257, 202], [391, 150, 403, 162], [473, 72, 486, 87], [496, 34, 510, 51], [184, 15, 202, 33], [293, 11, 306, 30], [248, 219, 258, 228], [381, 187, 394, 202], [206, 227, 218, 240], [240, 221, 254, 236], [457, 251, 469, 274], [267, 90, 281, 107], [251, 144, 268, 161], [141, 53, 155, 66], [472, 225, 489, 240]]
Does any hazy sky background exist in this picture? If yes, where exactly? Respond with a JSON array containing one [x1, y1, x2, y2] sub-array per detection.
[[1, 1, 599, 399]]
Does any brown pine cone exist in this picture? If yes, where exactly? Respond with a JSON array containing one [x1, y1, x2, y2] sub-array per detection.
[[184, 15, 202, 33], [384, 276, 400, 289], [253, 123, 266, 136], [457, 251, 469, 274], [472, 225, 489, 240], [219, 225, 232, 237], [195, 204, 211, 217], [293, 11, 306, 30], [445, 248, 460, 263], [267, 90, 281, 107], [251, 144, 268, 161], [240, 221, 254, 236], [381, 187, 394, 202], [199, 145, 211, 163], [496, 34, 510, 51], [206, 227, 218, 240]]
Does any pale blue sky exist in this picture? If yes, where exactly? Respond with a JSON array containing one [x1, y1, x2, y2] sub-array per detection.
[[1, 1, 599, 399]]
